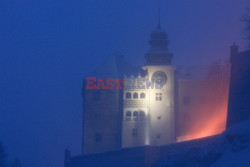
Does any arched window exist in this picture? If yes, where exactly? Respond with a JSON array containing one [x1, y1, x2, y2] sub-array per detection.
[[139, 111, 146, 121], [125, 92, 131, 99], [125, 111, 132, 121], [133, 111, 138, 121], [140, 92, 146, 99], [133, 92, 138, 99], [139, 111, 145, 117]]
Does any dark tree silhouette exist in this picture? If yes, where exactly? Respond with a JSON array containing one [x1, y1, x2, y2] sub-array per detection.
[[0, 141, 7, 167], [242, 7, 250, 47]]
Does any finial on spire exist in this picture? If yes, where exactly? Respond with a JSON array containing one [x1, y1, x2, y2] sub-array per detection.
[[158, 7, 161, 29]]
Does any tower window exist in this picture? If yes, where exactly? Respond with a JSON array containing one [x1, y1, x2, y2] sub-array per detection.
[[125, 92, 131, 99], [183, 96, 191, 105], [133, 92, 138, 99], [95, 133, 102, 142], [155, 93, 162, 101], [125, 111, 132, 121], [157, 134, 161, 139], [157, 116, 161, 120], [140, 92, 146, 99], [132, 128, 138, 137], [133, 111, 139, 121]]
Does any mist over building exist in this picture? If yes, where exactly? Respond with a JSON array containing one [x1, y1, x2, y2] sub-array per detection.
[[80, 18, 230, 155]]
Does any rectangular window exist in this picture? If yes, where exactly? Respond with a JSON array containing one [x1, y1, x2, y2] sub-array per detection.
[[183, 96, 191, 105], [93, 92, 101, 101], [94, 113, 102, 121], [155, 93, 162, 101], [95, 133, 102, 142], [107, 91, 114, 101], [132, 128, 138, 137], [183, 113, 190, 122], [199, 96, 206, 104]]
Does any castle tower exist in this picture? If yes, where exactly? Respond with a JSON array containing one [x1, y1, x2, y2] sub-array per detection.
[[143, 14, 176, 146], [122, 13, 176, 147]]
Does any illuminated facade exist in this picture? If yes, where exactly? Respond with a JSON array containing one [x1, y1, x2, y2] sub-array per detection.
[[122, 24, 176, 147], [82, 22, 229, 154]]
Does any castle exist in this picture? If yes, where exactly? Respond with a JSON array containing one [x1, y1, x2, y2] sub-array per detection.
[[82, 20, 229, 154]]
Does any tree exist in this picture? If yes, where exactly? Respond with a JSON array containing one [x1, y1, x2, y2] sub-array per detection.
[[0, 141, 7, 167], [242, 7, 250, 47]]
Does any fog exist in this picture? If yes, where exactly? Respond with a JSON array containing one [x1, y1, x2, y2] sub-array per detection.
[[0, 0, 248, 167]]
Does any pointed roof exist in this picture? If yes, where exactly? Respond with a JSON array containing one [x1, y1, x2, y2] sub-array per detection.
[[145, 9, 173, 65]]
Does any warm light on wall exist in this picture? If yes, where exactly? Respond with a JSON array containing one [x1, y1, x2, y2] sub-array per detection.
[[177, 101, 228, 142], [177, 60, 230, 142]]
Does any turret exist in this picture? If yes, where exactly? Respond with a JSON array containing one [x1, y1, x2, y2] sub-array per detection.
[[145, 10, 173, 65]]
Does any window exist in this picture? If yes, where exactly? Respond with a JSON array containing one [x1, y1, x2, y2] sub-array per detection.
[[107, 91, 114, 101], [132, 128, 138, 137], [183, 113, 190, 121], [133, 92, 138, 99], [94, 113, 102, 121], [133, 111, 138, 121], [125, 111, 132, 121], [199, 96, 206, 104], [125, 92, 131, 99], [155, 93, 162, 101], [93, 92, 101, 101], [183, 96, 191, 105], [157, 116, 161, 120], [157, 134, 161, 139], [140, 92, 146, 99], [139, 111, 146, 120], [95, 133, 102, 142]]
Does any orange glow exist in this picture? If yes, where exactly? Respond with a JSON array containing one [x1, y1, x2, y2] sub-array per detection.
[[177, 60, 230, 142], [178, 100, 228, 142]]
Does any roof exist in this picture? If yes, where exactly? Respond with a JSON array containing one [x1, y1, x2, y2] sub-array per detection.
[[67, 135, 217, 167], [176, 65, 209, 81], [86, 55, 144, 79]]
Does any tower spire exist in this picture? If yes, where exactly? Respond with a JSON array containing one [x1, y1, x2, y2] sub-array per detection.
[[158, 7, 161, 29]]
